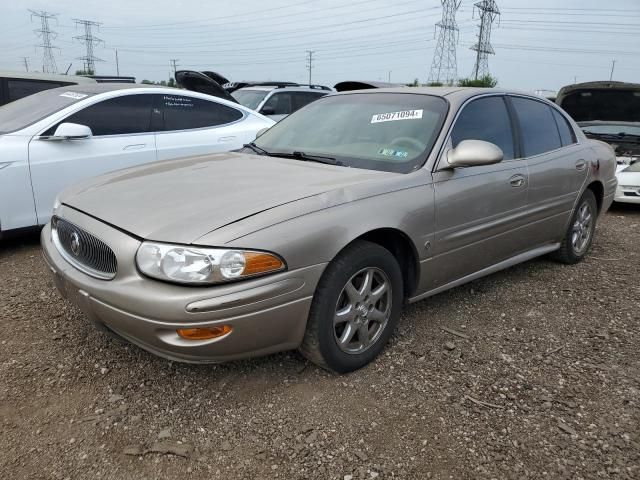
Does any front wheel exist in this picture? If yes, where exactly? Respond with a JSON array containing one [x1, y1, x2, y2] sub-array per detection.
[[299, 240, 403, 373], [552, 189, 597, 264]]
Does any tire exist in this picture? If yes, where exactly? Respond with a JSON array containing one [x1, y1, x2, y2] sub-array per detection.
[[552, 189, 598, 264], [299, 240, 403, 373]]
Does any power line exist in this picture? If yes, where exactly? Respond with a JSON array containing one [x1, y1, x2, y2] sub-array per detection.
[[428, 0, 461, 85], [30, 10, 59, 74], [470, 0, 500, 80], [306, 50, 315, 84], [73, 18, 104, 74]]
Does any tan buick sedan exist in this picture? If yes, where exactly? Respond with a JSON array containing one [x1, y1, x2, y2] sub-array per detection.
[[42, 88, 617, 373]]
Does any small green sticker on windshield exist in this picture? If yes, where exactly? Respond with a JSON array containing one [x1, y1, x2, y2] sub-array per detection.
[[379, 148, 409, 158]]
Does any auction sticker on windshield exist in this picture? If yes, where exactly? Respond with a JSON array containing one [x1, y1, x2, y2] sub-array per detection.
[[371, 109, 423, 124]]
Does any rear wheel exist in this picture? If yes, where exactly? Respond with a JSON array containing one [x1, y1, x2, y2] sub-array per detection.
[[552, 189, 597, 264], [299, 240, 403, 373]]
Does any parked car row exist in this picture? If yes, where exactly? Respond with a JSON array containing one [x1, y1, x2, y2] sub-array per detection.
[[37, 86, 618, 372]]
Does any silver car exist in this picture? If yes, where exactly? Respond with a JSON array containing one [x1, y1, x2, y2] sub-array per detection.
[[41, 87, 617, 373]]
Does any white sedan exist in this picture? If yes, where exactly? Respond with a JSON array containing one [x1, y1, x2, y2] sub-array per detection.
[[0, 84, 274, 235], [615, 161, 640, 204]]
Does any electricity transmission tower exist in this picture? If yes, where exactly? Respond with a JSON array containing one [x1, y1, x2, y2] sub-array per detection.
[[73, 19, 104, 74], [306, 50, 315, 84], [428, 0, 461, 85], [470, 0, 500, 80], [30, 10, 59, 74]]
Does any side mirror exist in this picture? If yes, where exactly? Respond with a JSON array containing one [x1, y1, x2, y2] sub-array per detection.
[[255, 127, 270, 139], [447, 139, 503, 168], [260, 106, 275, 116], [48, 123, 93, 140]]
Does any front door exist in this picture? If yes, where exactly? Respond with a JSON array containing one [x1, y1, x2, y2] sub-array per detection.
[[427, 95, 529, 290], [28, 93, 157, 225]]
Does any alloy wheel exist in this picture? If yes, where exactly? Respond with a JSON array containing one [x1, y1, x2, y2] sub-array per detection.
[[571, 201, 593, 255], [333, 267, 392, 354]]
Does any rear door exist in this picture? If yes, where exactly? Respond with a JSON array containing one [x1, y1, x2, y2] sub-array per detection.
[[508, 96, 588, 245], [28, 93, 157, 225], [428, 95, 530, 289], [154, 93, 249, 160]]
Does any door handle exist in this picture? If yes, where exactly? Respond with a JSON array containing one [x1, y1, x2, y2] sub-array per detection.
[[509, 174, 526, 188], [575, 159, 587, 171], [218, 136, 237, 143], [123, 144, 146, 151]]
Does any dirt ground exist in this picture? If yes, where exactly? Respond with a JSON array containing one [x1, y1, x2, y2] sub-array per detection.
[[1, 204, 639, 480]]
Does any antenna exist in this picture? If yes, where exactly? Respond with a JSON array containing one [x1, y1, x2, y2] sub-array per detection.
[[73, 18, 104, 74], [30, 10, 59, 74], [428, 0, 462, 85], [470, 0, 500, 80]]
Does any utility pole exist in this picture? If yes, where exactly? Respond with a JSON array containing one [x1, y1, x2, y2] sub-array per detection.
[[306, 50, 315, 84], [470, 0, 500, 80], [170, 59, 179, 76], [30, 10, 59, 74], [388, 71, 392, 83], [22, 57, 30, 72], [609, 59, 616, 81], [428, 0, 462, 85], [115, 50, 120, 76], [73, 19, 104, 74]]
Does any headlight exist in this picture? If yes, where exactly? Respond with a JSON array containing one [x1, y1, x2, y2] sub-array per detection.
[[136, 242, 285, 285]]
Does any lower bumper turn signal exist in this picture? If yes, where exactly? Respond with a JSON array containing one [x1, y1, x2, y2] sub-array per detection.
[[176, 325, 232, 340]]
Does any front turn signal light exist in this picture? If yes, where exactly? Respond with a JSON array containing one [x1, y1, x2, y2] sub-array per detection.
[[176, 325, 232, 340], [243, 252, 285, 276]]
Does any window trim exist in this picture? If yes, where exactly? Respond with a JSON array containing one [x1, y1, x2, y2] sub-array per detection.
[[155, 93, 247, 134]]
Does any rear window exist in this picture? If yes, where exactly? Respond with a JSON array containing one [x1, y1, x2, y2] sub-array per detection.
[[161, 95, 244, 131], [232, 90, 269, 110], [0, 88, 93, 134]]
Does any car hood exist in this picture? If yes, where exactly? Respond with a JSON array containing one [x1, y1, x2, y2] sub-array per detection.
[[556, 81, 640, 123], [60, 152, 396, 244]]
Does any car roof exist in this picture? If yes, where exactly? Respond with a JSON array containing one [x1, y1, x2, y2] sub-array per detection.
[[0, 70, 98, 84], [331, 86, 547, 104]]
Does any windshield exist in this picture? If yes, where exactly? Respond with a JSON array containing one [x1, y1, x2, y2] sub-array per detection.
[[253, 93, 448, 173], [0, 88, 93, 134], [232, 89, 269, 110], [581, 124, 640, 137]]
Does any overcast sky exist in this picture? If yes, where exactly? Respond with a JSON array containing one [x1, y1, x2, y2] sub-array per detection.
[[2, 0, 639, 92]]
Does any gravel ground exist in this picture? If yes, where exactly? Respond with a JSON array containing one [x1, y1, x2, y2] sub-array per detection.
[[1, 204, 639, 480]]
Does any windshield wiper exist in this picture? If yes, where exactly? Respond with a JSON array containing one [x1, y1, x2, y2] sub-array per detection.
[[243, 142, 270, 155], [289, 151, 342, 166]]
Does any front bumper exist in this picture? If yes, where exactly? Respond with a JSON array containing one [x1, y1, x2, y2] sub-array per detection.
[[41, 206, 325, 363], [614, 185, 640, 204]]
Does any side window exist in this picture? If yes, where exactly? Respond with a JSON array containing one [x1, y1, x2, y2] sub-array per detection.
[[63, 94, 153, 136], [291, 91, 327, 112], [7, 79, 68, 102], [261, 92, 293, 115], [451, 96, 515, 160], [552, 109, 577, 147], [511, 97, 562, 156], [161, 94, 243, 130]]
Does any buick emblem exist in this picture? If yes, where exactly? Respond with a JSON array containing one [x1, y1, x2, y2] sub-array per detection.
[[70, 232, 81, 256]]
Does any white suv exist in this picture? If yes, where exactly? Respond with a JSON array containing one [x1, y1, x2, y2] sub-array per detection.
[[232, 84, 331, 121]]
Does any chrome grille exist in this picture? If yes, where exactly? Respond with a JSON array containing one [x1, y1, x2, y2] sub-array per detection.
[[52, 216, 117, 280]]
